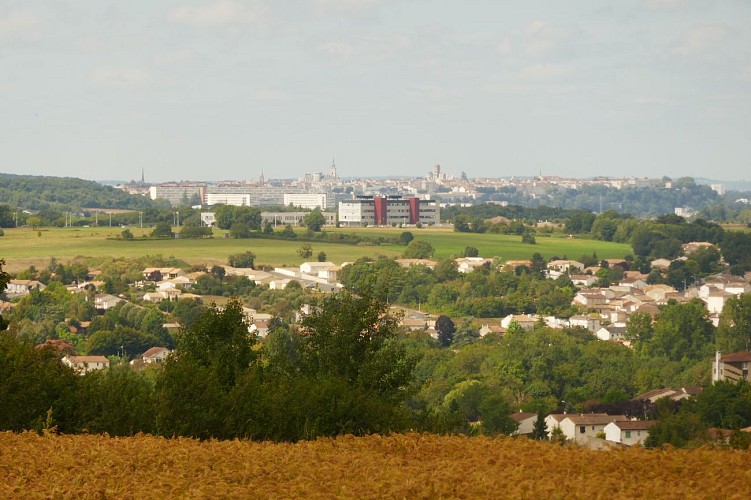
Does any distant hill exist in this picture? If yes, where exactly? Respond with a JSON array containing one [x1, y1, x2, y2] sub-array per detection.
[[0, 172, 159, 211]]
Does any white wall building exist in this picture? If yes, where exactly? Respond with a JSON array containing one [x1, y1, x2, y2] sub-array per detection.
[[604, 421, 656, 446], [284, 193, 328, 210], [207, 193, 251, 206]]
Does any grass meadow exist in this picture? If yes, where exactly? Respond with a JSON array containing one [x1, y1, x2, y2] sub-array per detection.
[[0, 226, 631, 272]]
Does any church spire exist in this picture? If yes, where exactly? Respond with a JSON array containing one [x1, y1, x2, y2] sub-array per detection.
[[330, 156, 337, 179]]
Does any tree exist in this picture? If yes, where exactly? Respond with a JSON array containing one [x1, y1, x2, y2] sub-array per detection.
[[229, 222, 250, 238], [531, 409, 548, 440], [300, 291, 415, 403], [0, 259, 10, 330], [399, 231, 414, 246], [625, 312, 653, 353], [303, 209, 326, 232], [151, 221, 173, 238], [403, 240, 434, 259], [210, 265, 226, 280], [27, 216, 41, 229], [463, 246, 479, 258], [521, 231, 536, 244], [297, 244, 313, 259], [317, 251, 327, 262], [436, 315, 456, 347], [716, 294, 751, 353], [228, 251, 256, 269], [180, 226, 212, 239], [649, 299, 714, 361], [121, 229, 134, 240]]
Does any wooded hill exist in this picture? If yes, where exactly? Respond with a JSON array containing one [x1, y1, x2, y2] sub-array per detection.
[[0, 173, 160, 211]]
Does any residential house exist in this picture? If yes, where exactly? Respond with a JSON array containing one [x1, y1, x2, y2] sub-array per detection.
[[502, 260, 532, 271], [569, 314, 603, 333], [570, 275, 598, 288], [650, 258, 672, 270], [142, 347, 171, 364], [455, 257, 492, 274], [402, 318, 428, 331], [500, 314, 538, 331], [62, 355, 110, 375], [249, 320, 270, 338], [547, 260, 585, 275], [394, 258, 438, 270], [645, 284, 678, 302], [300, 261, 341, 282], [682, 241, 716, 255], [5, 279, 46, 296], [510, 412, 538, 436], [573, 292, 608, 308], [94, 293, 123, 310], [142, 267, 185, 282], [602, 258, 628, 269], [712, 351, 751, 383], [156, 276, 193, 291], [596, 325, 627, 342], [702, 288, 733, 314], [558, 414, 627, 444], [618, 277, 647, 290], [479, 324, 506, 337], [544, 414, 567, 437], [633, 387, 702, 403], [604, 420, 656, 446]]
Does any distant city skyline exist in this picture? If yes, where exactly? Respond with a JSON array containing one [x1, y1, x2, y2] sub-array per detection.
[[2, 1, 749, 182]]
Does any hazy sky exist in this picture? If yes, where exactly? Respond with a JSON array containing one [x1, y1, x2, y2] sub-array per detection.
[[1, 1, 749, 183]]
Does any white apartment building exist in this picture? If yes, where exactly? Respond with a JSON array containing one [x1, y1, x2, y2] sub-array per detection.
[[207, 193, 251, 206], [284, 193, 328, 210]]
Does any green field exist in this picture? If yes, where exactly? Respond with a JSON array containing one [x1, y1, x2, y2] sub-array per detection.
[[0, 226, 631, 272]]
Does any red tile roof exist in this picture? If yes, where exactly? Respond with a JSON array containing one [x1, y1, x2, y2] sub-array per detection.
[[720, 352, 751, 362]]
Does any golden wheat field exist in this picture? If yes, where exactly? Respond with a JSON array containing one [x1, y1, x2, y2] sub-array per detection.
[[1, 432, 750, 499]]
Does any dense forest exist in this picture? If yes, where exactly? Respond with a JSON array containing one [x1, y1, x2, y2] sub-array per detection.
[[0, 173, 161, 212]]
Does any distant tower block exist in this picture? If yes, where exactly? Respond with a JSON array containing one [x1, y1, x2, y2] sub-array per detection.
[[259, 169, 265, 186], [141, 168, 145, 184], [330, 157, 337, 179], [433, 164, 441, 177]]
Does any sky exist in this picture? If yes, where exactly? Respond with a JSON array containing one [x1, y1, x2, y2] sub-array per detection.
[[1, 0, 750, 183]]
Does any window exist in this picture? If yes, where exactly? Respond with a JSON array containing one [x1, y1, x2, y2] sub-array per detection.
[[580, 426, 586, 434], [625, 431, 631, 439]]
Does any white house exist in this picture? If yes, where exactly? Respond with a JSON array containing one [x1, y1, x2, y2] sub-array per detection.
[[5, 279, 46, 296], [94, 293, 123, 310], [570, 275, 598, 288], [142, 347, 171, 364], [558, 414, 626, 444], [510, 412, 538, 436], [500, 314, 539, 331], [604, 420, 656, 446], [62, 355, 110, 375], [702, 289, 733, 314], [568, 315, 603, 333], [546, 260, 585, 276], [544, 414, 567, 437], [455, 257, 493, 274], [596, 325, 627, 342], [300, 261, 341, 282]]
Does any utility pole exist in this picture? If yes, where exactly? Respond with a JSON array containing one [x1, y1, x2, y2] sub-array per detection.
[[139, 212, 143, 228], [109, 212, 112, 227]]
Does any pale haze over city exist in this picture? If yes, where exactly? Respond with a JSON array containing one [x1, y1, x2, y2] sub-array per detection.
[[2, 0, 750, 182]]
